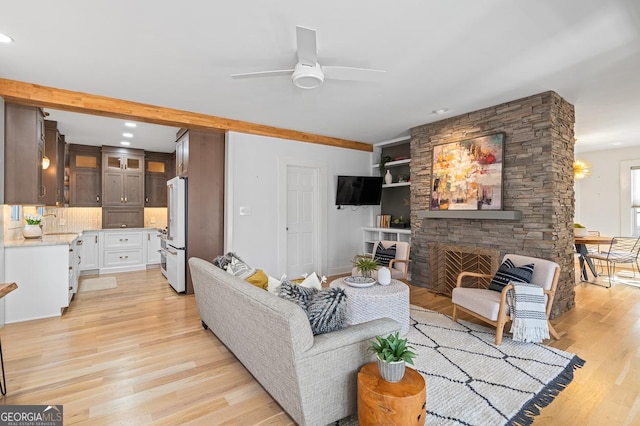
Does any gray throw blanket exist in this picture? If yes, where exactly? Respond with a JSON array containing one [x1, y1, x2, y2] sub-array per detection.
[[506, 282, 549, 343]]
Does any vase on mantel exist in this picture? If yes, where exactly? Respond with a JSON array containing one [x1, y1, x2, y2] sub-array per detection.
[[385, 170, 393, 185], [23, 224, 42, 239]]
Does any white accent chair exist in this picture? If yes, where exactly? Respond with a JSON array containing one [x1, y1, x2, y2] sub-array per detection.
[[352, 241, 411, 280], [451, 254, 561, 345]]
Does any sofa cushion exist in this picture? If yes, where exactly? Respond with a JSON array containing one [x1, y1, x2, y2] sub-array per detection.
[[212, 252, 245, 270], [226, 256, 257, 280], [245, 269, 269, 290], [277, 280, 318, 310], [306, 287, 347, 335], [292, 272, 324, 290]]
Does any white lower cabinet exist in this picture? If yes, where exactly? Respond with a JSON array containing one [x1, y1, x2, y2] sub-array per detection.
[[77, 231, 100, 272], [100, 230, 145, 273], [144, 229, 161, 264], [5, 244, 74, 323]]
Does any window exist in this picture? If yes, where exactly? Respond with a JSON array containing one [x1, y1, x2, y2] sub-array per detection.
[[631, 167, 640, 236], [10, 205, 21, 221]]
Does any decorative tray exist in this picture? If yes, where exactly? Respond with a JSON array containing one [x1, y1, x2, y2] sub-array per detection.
[[343, 276, 377, 288]]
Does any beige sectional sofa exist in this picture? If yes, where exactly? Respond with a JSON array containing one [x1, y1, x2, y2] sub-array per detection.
[[189, 257, 401, 426]]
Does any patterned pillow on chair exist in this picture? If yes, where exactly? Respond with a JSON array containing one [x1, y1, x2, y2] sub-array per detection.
[[488, 259, 535, 292], [374, 243, 397, 267]]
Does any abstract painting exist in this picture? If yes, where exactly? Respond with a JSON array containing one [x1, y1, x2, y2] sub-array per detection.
[[430, 133, 504, 211]]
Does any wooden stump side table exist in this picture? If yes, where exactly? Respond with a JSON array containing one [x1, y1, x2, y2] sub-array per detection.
[[357, 361, 426, 426]]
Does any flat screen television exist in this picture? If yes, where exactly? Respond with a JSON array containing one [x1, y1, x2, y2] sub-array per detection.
[[335, 175, 383, 206]]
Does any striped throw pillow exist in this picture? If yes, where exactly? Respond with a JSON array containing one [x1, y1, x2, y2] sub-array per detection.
[[374, 243, 397, 267], [488, 259, 535, 292]]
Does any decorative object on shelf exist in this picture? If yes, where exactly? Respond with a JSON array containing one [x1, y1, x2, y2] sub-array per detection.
[[385, 169, 393, 185], [353, 257, 380, 278], [378, 155, 393, 176], [390, 216, 408, 228], [574, 223, 588, 237], [376, 214, 392, 228], [370, 332, 417, 382], [431, 133, 504, 211], [573, 160, 591, 180], [378, 266, 391, 285], [23, 213, 43, 239]]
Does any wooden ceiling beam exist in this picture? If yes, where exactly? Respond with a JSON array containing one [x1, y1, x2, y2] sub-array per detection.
[[0, 78, 372, 152]]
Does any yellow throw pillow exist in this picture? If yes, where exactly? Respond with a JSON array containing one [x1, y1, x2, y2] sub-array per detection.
[[245, 269, 268, 290]]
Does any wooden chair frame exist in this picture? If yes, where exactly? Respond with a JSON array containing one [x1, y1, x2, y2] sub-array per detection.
[[452, 267, 561, 345]]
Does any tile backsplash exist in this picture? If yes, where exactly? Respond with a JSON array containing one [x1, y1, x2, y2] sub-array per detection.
[[2, 206, 167, 240]]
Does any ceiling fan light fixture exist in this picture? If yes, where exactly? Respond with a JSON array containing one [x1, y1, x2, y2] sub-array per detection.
[[292, 63, 324, 89], [0, 32, 13, 44]]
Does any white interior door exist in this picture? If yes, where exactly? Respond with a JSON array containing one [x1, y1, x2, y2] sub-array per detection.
[[286, 166, 318, 278]]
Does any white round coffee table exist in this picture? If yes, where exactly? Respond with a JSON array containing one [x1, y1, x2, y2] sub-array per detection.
[[330, 278, 410, 336]]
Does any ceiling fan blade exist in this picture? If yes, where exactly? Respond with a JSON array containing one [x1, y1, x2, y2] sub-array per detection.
[[230, 69, 294, 79], [296, 26, 317, 66], [322, 66, 386, 82]]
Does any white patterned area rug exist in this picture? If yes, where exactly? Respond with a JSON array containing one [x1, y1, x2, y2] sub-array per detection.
[[336, 305, 584, 426], [78, 276, 117, 292]]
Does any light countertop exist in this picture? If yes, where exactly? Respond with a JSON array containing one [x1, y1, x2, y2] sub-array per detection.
[[4, 233, 80, 248], [4, 227, 165, 248]]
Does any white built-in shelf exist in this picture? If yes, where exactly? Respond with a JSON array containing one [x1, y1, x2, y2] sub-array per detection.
[[372, 158, 411, 169], [382, 182, 411, 188], [417, 210, 522, 220]]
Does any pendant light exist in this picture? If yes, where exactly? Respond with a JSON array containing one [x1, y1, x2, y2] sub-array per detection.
[[42, 136, 50, 170], [573, 160, 590, 180]]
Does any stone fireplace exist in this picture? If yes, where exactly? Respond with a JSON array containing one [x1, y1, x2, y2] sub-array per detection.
[[410, 91, 576, 318], [430, 243, 500, 295]]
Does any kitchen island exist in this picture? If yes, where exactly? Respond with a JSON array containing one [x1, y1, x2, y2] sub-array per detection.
[[3, 228, 163, 324], [4, 233, 80, 323]]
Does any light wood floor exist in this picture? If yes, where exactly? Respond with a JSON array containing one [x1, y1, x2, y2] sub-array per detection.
[[0, 267, 638, 425]]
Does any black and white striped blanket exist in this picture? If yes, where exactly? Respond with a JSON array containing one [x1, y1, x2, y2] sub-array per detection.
[[506, 282, 549, 343]]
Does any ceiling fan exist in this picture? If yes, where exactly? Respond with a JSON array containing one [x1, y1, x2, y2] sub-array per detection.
[[231, 26, 386, 90]]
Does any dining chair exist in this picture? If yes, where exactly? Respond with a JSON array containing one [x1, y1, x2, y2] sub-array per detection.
[[586, 230, 603, 274], [585, 236, 640, 288]]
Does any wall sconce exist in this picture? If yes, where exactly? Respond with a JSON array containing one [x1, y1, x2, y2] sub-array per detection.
[[574, 160, 591, 180], [42, 155, 50, 170]]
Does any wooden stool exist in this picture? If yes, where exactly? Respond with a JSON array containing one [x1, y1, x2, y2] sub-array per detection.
[[357, 362, 426, 426]]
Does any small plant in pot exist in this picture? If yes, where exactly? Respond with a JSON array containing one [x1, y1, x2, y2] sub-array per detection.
[[370, 332, 416, 383], [574, 222, 588, 238], [353, 257, 379, 279]]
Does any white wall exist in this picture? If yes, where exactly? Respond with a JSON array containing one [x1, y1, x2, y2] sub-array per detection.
[[225, 131, 377, 277], [575, 146, 640, 236], [0, 97, 5, 327]]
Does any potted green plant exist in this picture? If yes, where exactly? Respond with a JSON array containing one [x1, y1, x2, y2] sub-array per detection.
[[353, 257, 379, 278], [369, 332, 416, 382], [574, 222, 588, 238]]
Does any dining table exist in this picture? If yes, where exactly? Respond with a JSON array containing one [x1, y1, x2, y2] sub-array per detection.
[[575, 235, 614, 281]]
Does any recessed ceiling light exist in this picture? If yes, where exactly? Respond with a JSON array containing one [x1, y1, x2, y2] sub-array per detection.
[[0, 32, 14, 44], [124, 122, 137, 128], [120, 141, 131, 146], [122, 132, 133, 138], [432, 108, 450, 115], [612, 142, 623, 146]]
